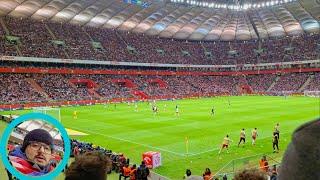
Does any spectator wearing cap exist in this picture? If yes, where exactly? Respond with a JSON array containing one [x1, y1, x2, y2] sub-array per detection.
[[8, 129, 55, 176]]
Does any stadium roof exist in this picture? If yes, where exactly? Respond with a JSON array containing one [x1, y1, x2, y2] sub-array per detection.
[[0, 0, 319, 41], [18, 120, 62, 140]]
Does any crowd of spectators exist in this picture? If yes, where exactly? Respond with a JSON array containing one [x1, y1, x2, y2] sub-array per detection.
[[0, 22, 18, 56], [0, 72, 317, 104], [47, 22, 97, 60], [32, 74, 94, 101], [270, 73, 309, 92], [5, 17, 65, 58], [247, 74, 277, 92], [71, 139, 112, 157], [0, 74, 46, 103], [0, 16, 318, 65], [305, 73, 320, 91]]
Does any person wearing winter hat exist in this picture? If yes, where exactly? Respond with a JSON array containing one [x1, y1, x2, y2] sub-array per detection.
[[8, 128, 55, 176], [278, 118, 320, 180]]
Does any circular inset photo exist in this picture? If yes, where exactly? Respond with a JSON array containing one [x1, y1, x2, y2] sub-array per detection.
[[0, 113, 70, 180]]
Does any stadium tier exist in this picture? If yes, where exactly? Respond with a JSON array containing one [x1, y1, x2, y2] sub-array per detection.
[[0, 72, 319, 105], [0, 16, 319, 65]]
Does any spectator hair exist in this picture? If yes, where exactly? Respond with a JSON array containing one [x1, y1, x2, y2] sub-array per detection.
[[234, 169, 268, 180], [65, 151, 112, 180]]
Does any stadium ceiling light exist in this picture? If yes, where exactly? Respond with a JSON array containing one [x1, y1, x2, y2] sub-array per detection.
[[170, 0, 296, 10]]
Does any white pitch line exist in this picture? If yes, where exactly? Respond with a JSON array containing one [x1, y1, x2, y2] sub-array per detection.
[[187, 148, 220, 157], [68, 126, 185, 157]]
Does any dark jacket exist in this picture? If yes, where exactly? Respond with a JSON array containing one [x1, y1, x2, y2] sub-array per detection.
[[136, 164, 149, 180]]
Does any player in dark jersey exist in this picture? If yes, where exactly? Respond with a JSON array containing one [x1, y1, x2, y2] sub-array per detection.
[[152, 105, 158, 114], [274, 123, 280, 139], [238, 128, 246, 147], [272, 133, 279, 153], [251, 128, 258, 146]]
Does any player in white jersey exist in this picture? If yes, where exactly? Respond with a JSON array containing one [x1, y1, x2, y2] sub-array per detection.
[[219, 135, 233, 154], [251, 128, 258, 145], [175, 105, 179, 117]]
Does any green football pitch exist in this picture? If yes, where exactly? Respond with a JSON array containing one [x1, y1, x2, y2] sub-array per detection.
[[0, 96, 319, 179]]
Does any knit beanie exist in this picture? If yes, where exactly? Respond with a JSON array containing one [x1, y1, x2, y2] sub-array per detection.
[[278, 118, 320, 180], [21, 129, 54, 153]]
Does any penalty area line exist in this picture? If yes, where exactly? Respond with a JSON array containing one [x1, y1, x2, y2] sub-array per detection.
[[68, 127, 185, 157]]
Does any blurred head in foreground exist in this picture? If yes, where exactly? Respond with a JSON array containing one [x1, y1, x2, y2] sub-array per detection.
[[234, 169, 268, 180], [65, 151, 112, 180], [278, 118, 320, 180]]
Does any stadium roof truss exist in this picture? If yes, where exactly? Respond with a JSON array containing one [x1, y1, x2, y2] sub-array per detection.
[[0, 0, 319, 41], [18, 120, 62, 140]]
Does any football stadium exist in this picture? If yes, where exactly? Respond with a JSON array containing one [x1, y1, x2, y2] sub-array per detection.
[[0, 0, 319, 179]]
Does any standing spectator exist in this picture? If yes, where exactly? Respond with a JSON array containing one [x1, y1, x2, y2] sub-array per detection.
[[259, 156, 269, 172], [202, 168, 213, 180], [130, 164, 137, 180], [136, 161, 149, 180], [270, 165, 277, 180], [119, 164, 131, 180], [117, 153, 127, 173]]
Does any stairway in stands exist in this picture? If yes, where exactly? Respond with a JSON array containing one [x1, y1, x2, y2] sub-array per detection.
[[111, 78, 149, 99], [44, 23, 70, 59], [267, 75, 281, 92], [0, 17, 22, 56], [26, 78, 52, 100], [87, 89, 103, 99], [298, 74, 314, 92]]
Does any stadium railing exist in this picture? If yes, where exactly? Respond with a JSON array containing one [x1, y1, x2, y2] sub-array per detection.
[[213, 153, 281, 179]]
